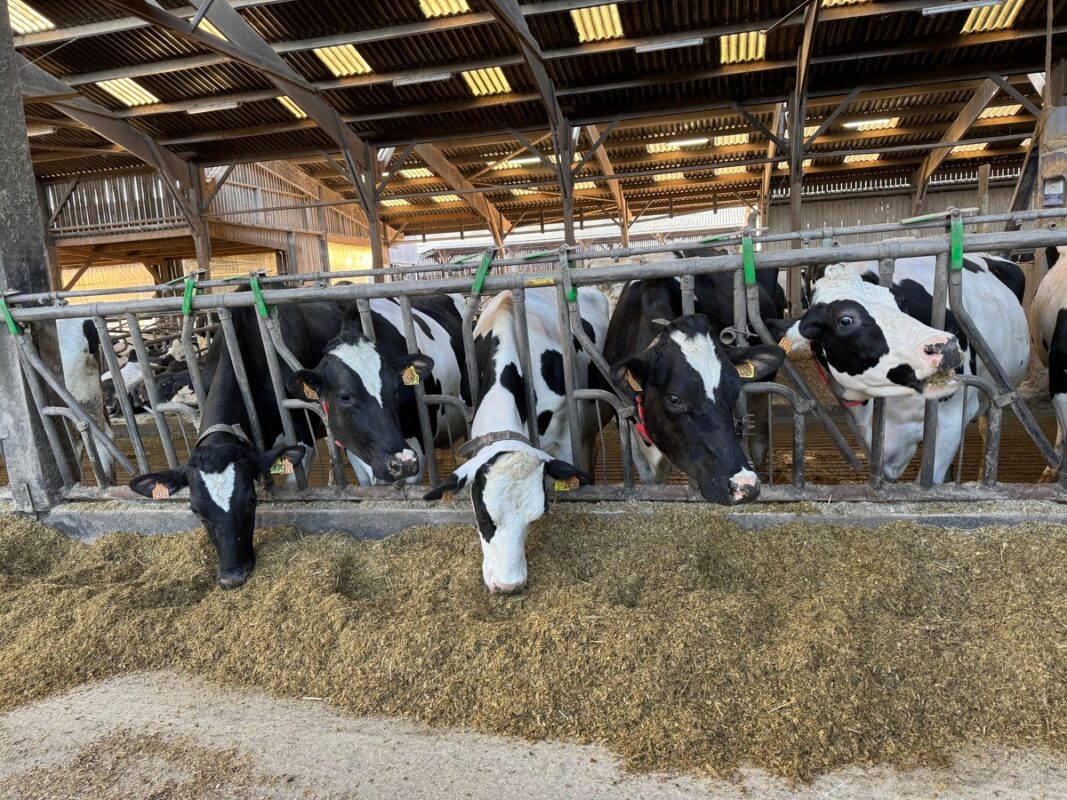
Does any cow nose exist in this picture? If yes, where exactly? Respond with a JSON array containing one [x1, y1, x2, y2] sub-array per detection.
[[489, 579, 526, 595], [728, 470, 760, 505], [217, 564, 253, 591], [387, 451, 419, 479], [922, 334, 961, 371]]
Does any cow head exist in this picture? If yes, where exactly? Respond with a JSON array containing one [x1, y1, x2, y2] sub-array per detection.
[[613, 314, 783, 505], [130, 437, 305, 589], [286, 329, 433, 483], [424, 443, 591, 594], [778, 265, 962, 400]]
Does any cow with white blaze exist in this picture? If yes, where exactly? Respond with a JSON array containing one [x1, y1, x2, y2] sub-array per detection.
[[423, 286, 608, 594], [775, 254, 1028, 483], [128, 300, 434, 589], [1031, 246, 1067, 482], [285, 294, 468, 486]]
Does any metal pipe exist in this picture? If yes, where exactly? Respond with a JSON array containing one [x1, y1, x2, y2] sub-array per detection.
[[573, 387, 635, 489], [216, 309, 266, 452], [16, 332, 136, 476], [741, 382, 812, 488], [42, 407, 110, 487], [555, 258, 585, 470], [869, 257, 894, 488], [282, 399, 347, 488], [257, 313, 308, 489], [356, 297, 376, 342], [461, 294, 481, 405], [511, 287, 541, 449], [14, 227, 1067, 323], [180, 313, 208, 410], [125, 313, 179, 470], [398, 296, 439, 487], [680, 273, 695, 316], [918, 252, 950, 488], [92, 316, 150, 473]]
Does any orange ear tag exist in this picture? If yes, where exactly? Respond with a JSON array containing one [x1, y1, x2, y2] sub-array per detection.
[[553, 476, 581, 492], [402, 366, 421, 386], [302, 382, 319, 401], [152, 483, 170, 500], [625, 370, 643, 393], [778, 337, 792, 354], [735, 361, 756, 379]]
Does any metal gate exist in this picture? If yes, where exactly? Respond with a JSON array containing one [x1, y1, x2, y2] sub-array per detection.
[[3, 205, 1067, 509]]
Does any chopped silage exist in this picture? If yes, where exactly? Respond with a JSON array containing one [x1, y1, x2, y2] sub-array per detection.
[[1, 507, 1066, 783]]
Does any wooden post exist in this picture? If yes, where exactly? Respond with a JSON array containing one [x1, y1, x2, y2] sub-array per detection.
[[0, 4, 71, 510], [977, 164, 991, 233]]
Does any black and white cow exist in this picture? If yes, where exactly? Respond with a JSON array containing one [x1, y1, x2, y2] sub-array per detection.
[[601, 255, 786, 502], [1031, 246, 1067, 482], [57, 318, 115, 477], [285, 294, 468, 486], [127, 301, 355, 588], [776, 255, 1029, 483], [423, 286, 609, 594]]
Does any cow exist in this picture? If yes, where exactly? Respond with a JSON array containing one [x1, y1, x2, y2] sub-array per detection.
[[127, 300, 432, 589], [56, 318, 115, 479], [422, 286, 608, 594], [1031, 246, 1067, 482], [284, 294, 468, 486], [774, 254, 1029, 483]]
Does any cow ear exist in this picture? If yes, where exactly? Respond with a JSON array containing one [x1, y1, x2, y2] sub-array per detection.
[[391, 353, 434, 385], [612, 357, 647, 400], [286, 369, 324, 402], [423, 471, 461, 501], [796, 307, 828, 342], [727, 345, 785, 382], [544, 459, 593, 486], [257, 444, 306, 477], [129, 469, 187, 500]]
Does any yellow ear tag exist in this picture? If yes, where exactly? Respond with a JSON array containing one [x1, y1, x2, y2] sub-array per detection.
[[778, 337, 792, 354], [152, 483, 170, 500], [625, 369, 643, 393], [553, 476, 581, 492], [735, 361, 756, 379], [402, 365, 421, 386], [270, 457, 294, 476], [302, 382, 319, 401]]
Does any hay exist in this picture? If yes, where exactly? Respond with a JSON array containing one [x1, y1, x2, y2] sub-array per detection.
[[2, 509, 1067, 782]]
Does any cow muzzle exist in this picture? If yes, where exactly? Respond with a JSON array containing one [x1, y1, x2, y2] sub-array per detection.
[[488, 578, 526, 595], [386, 449, 419, 479], [728, 470, 760, 505], [921, 334, 961, 373]]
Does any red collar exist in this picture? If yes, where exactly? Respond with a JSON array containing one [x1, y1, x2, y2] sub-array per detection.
[[321, 399, 346, 450], [810, 358, 865, 408], [634, 393, 655, 447]]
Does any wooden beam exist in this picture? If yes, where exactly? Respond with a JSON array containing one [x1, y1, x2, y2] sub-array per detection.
[[413, 144, 513, 246], [760, 103, 785, 224], [911, 78, 999, 213], [584, 123, 631, 246]]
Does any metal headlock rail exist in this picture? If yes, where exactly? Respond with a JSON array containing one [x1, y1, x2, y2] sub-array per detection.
[[4, 206, 1067, 506]]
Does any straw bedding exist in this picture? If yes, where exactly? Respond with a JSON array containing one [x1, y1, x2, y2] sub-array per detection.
[[1, 508, 1066, 782]]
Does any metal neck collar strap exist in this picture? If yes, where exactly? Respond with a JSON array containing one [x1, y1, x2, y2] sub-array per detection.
[[457, 430, 531, 460], [196, 423, 253, 448]]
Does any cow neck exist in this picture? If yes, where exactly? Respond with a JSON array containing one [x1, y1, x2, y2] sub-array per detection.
[[809, 353, 865, 409]]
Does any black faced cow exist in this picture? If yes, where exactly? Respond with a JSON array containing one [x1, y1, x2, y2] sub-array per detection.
[[127, 301, 351, 588], [423, 286, 607, 594], [776, 255, 1029, 483], [285, 294, 468, 486], [1031, 246, 1067, 482]]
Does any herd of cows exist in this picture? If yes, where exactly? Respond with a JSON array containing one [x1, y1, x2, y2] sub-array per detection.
[[45, 246, 1067, 593]]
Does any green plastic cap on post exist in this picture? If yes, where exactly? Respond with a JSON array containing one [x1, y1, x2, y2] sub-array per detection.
[[182, 275, 197, 317], [249, 274, 270, 319], [470, 249, 494, 295], [0, 295, 19, 336], [950, 214, 964, 272], [741, 235, 757, 286]]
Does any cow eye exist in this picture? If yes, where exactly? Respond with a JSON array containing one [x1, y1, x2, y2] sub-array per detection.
[[838, 315, 854, 327], [338, 391, 353, 404], [666, 392, 682, 407]]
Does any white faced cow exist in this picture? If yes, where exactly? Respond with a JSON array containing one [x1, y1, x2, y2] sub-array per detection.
[[1031, 246, 1067, 481], [286, 294, 467, 486], [777, 256, 1029, 483], [423, 286, 609, 594]]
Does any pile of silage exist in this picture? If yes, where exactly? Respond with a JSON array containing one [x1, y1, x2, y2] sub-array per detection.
[[1, 507, 1066, 782]]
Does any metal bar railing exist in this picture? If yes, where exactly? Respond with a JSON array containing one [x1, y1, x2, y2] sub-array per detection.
[[216, 308, 265, 452], [257, 311, 309, 489], [919, 253, 950, 488], [554, 262, 585, 471], [511, 287, 542, 450], [92, 316, 150, 474], [125, 313, 179, 470], [398, 295, 439, 487], [740, 382, 813, 488]]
